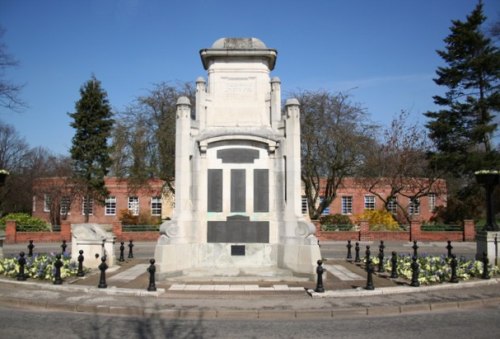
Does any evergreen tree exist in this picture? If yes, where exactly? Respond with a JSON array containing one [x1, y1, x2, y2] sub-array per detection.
[[425, 2, 500, 175], [69, 76, 114, 222], [424, 2, 500, 221]]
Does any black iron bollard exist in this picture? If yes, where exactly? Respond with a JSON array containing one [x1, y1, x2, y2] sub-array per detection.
[[449, 254, 458, 283], [365, 258, 375, 290], [481, 252, 490, 280], [365, 245, 371, 263], [314, 260, 325, 293], [378, 248, 385, 273], [390, 251, 398, 278], [147, 259, 157, 292], [128, 240, 134, 259], [354, 242, 361, 263], [410, 256, 420, 287], [446, 240, 453, 258], [17, 251, 27, 281], [53, 254, 63, 285], [412, 241, 419, 258], [98, 256, 108, 288], [119, 241, 125, 262], [379, 240, 385, 253], [27, 240, 35, 257], [77, 250, 85, 277], [346, 240, 352, 261], [61, 240, 67, 255]]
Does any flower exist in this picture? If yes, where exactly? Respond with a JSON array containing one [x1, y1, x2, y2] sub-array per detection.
[[0, 169, 9, 175], [475, 170, 500, 175]]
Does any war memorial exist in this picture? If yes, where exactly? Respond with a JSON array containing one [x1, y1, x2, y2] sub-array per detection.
[[154, 38, 321, 279]]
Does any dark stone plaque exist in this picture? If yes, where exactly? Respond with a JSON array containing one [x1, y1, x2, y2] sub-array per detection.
[[231, 245, 245, 256], [207, 169, 223, 212], [254, 169, 269, 212], [207, 215, 269, 243], [231, 169, 246, 212], [217, 149, 259, 164]]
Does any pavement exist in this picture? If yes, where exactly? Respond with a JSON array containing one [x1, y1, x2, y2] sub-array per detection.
[[0, 241, 499, 319]]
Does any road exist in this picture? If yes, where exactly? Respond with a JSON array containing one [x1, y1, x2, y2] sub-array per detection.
[[1, 304, 499, 339], [3, 240, 479, 261]]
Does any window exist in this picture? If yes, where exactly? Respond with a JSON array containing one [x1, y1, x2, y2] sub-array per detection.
[[43, 194, 51, 212], [128, 196, 139, 216], [341, 196, 353, 215], [151, 196, 162, 216], [82, 198, 93, 215], [387, 197, 398, 215], [364, 195, 375, 210], [428, 193, 436, 212], [60, 196, 71, 215], [301, 196, 308, 215], [319, 197, 330, 215], [105, 196, 116, 216], [409, 198, 420, 215]]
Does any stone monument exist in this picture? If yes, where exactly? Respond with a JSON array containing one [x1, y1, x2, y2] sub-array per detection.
[[154, 38, 321, 279]]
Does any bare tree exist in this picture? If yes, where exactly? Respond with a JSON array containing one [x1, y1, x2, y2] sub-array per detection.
[[0, 27, 25, 111], [0, 120, 73, 217], [359, 111, 445, 223], [111, 82, 195, 193], [294, 90, 375, 220]]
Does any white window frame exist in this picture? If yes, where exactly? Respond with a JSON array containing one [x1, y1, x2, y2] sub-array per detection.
[[105, 196, 117, 216], [409, 198, 420, 215], [341, 196, 353, 215], [387, 197, 398, 215], [82, 198, 93, 216], [319, 196, 330, 215], [364, 195, 376, 210], [43, 194, 51, 212], [128, 196, 139, 216], [301, 196, 308, 215], [151, 196, 162, 216], [428, 193, 436, 212], [60, 196, 71, 215]]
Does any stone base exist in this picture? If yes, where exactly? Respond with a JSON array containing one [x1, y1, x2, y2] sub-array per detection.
[[154, 235, 321, 280], [277, 242, 322, 278], [476, 231, 500, 266], [71, 224, 116, 269]]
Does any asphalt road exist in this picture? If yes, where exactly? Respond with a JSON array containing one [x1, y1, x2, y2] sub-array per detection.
[[3, 240, 480, 261], [1, 304, 499, 339]]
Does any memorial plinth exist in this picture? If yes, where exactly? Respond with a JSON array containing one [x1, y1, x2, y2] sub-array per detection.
[[71, 224, 116, 269]]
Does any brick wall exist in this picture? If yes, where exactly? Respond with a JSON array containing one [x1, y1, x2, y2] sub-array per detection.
[[4, 221, 159, 243], [315, 219, 476, 242]]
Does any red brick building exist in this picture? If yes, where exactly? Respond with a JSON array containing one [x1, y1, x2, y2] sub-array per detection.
[[302, 177, 447, 223], [32, 176, 446, 226], [32, 177, 170, 225]]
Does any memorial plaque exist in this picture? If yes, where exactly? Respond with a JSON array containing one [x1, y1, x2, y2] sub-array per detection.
[[254, 169, 269, 212], [207, 169, 223, 212], [231, 169, 246, 212]]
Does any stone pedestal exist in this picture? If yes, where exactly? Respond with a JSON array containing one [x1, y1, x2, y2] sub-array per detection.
[[476, 231, 500, 266], [71, 224, 116, 269]]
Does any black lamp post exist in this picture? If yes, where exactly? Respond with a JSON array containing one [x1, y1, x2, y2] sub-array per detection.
[[475, 170, 500, 232]]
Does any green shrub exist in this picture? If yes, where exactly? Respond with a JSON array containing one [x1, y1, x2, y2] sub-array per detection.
[[319, 214, 353, 226], [0, 213, 51, 232], [319, 214, 353, 231]]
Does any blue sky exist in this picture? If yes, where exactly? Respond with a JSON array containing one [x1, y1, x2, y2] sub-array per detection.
[[0, 0, 499, 155]]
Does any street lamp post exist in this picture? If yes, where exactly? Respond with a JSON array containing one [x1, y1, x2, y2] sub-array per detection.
[[475, 170, 499, 232]]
